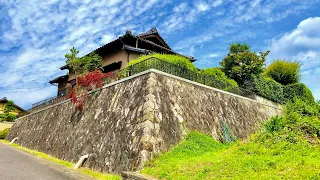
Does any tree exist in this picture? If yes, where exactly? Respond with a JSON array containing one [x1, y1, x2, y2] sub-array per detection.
[[264, 60, 301, 85], [65, 47, 111, 111], [4, 100, 15, 114], [0, 100, 17, 122], [229, 43, 250, 54], [220, 43, 269, 85], [65, 47, 102, 76]]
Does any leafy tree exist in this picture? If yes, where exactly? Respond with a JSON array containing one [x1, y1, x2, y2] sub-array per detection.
[[229, 43, 250, 54], [65, 47, 109, 111], [264, 60, 301, 85], [65, 47, 102, 76], [0, 100, 17, 122], [4, 100, 15, 114], [220, 43, 269, 85]]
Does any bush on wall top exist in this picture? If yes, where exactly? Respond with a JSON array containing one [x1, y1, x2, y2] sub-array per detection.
[[199, 68, 239, 92], [283, 83, 315, 104], [243, 74, 284, 104], [264, 60, 301, 85], [127, 54, 197, 72]]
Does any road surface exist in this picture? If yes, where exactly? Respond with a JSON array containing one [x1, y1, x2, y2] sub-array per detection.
[[0, 142, 92, 180]]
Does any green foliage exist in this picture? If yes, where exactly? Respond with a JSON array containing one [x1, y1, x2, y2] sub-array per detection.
[[264, 60, 301, 85], [199, 68, 239, 92], [285, 97, 319, 117], [142, 131, 320, 179], [0, 114, 5, 121], [243, 75, 284, 103], [264, 116, 286, 133], [0, 128, 10, 139], [229, 43, 251, 54], [261, 98, 320, 143], [126, 54, 197, 71], [220, 47, 269, 85], [6, 114, 17, 122], [65, 47, 102, 75], [4, 100, 15, 114], [0, 113, 17, 122], [284, 83, 315, 104], [142, 97, 320, 180], [0, 100, 17, 122]]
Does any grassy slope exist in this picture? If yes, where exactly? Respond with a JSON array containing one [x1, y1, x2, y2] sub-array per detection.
[[141, 132, 320, 180], [0, 140, 121, 180]]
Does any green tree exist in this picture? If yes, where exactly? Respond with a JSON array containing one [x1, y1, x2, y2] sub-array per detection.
[[4, 100, 15, 114], [220, 43, 269, 85], [229, 43, 250, 54], [264, 60, 301, 85], [0, 100, 17, 122], [65, 47, 102, 76]]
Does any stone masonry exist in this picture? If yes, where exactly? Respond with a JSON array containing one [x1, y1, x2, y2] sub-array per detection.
[[7, 70, 282, 173]]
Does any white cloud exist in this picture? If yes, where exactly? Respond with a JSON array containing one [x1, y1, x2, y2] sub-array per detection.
[[208, 53, 221, 58], [212, 0, 223, 7], [269, 17, 320, 99], [196, 2, 209, 12], [1, 0, 319, 109]]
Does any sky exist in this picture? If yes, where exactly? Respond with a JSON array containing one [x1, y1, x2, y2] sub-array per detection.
[[0, 0, 320, 109]]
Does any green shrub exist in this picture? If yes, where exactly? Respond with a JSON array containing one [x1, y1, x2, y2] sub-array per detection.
[[243, 75, 284, 103], [284, 83, 315, 104], [0, 113, 17, 122], [0, 128, 10, 139], [264, 60, 301, 85], [0, 114, 5, 122], [285, 97, 319, 118], [6, 114, 17, 122], [126, 54, 197, 71], [264, 116, 286, 133], [199, 68, 239, 92], [120, 54, 197, 79]]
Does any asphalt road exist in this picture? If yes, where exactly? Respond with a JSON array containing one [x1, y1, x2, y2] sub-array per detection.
[[0, 142, 92, 180]]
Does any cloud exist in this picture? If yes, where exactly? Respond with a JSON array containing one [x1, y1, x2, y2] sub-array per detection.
[[269, 17, 320, 99], [208, 53, 221, 58], [1, 0, 319, 109], [100, 34, 116, 44]]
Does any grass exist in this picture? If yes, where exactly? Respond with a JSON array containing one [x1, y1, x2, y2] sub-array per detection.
[[141, 132, 320, 180], [0, 140, 121, 180]]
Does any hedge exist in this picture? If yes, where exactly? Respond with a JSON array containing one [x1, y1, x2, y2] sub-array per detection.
[[284, 83, 315, 104], [243, 75, 284, 104], [199, 68, 240, 93], [126, 54, 197, 71]]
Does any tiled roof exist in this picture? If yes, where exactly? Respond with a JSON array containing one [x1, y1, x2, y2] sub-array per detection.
[[123, 45, 149, 54], [59, 28, 196, 70], [49, 75, 69, 84], [0, 97, 8, 102], [137, 28, 171, 50]]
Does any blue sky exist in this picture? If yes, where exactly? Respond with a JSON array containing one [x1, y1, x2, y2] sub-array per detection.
[[0, 0, 320, 109]]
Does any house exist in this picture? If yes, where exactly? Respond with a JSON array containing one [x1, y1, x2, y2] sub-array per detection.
[[0, 97, 26, 118], [49, 28, 196, 97]]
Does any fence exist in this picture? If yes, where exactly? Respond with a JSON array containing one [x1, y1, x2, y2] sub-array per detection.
[[30, 57, 257, 111], [119, 57, 255, 98]]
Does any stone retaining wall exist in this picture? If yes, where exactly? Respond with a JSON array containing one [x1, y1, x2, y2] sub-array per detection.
[[6, 70, 282, 173]]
